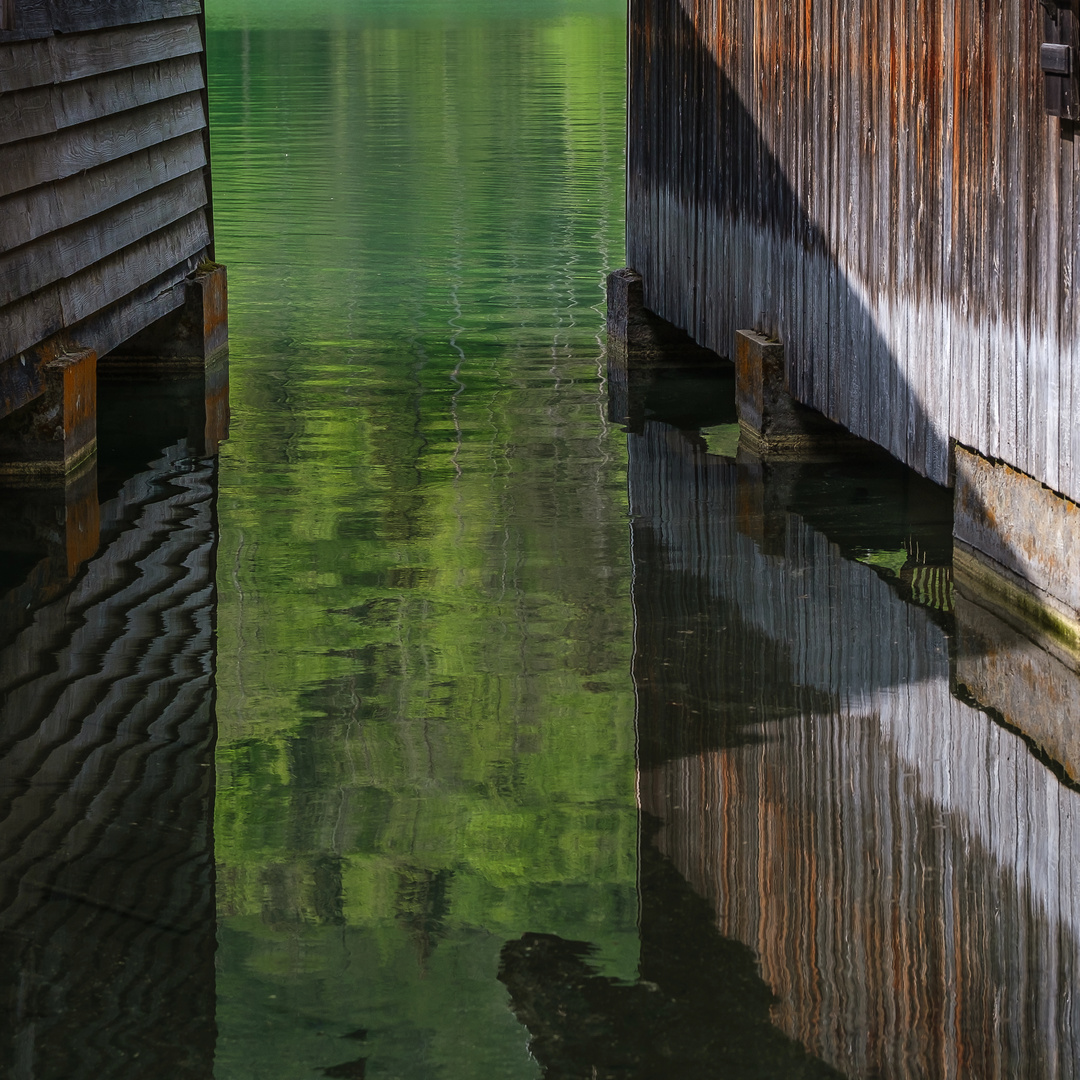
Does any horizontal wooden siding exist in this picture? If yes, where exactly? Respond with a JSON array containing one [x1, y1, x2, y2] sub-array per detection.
[[0, 5, 212, 374]]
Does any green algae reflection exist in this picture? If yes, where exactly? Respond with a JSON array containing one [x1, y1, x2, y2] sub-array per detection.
[[206, 3, 633, 1076]]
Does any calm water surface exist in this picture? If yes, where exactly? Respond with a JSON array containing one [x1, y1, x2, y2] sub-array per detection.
[[208, 3, 635, 1077], [3, 2, 1080, 1078]]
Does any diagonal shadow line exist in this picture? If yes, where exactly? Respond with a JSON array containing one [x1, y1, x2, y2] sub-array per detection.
[[623, 0, 1036, 593]]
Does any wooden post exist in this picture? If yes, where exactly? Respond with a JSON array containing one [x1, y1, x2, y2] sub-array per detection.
[[0, 348, 97, 478], [734, 329, 857, 456], [606, 267, 724, 431], [103, 264, 229, 370], [100, 264, 230, 456]]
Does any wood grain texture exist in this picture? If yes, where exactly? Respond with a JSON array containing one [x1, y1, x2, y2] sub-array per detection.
[[0, 53, 204, 146], [627, 0, 1080, 504], [0, 170, 207, 305], [0, 130, 206, 253], [0, 16, 201, 93], [0, 90, 206, 199], [0, 0, 201, 42], [0, 212, 210, 359]]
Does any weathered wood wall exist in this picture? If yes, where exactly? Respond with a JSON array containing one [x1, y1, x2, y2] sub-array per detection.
[[0, 0, 213, 415], [627, 418, 1080, 1077], [628, 0, 1080, 500]]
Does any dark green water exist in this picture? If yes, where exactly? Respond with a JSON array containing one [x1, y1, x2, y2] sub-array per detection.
[[206, 5, 636, 1077]]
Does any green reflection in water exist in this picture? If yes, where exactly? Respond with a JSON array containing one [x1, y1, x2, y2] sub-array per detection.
[[206, 3, 632, 1077]]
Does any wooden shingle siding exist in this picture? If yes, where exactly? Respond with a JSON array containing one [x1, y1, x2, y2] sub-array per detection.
[[628, 0, 1080, 504], [0, 4, 213, 402], [0, 16, 202, 93], [0, 211, 210, 359]]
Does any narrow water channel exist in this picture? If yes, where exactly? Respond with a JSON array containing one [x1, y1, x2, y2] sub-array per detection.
[[2, 1, 1080, 1078]]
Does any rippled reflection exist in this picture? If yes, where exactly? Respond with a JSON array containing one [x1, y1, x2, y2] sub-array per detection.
[[0, 377, 221, 1078], [206, 6, 634, 1077], [616, 346, 1080, 1078]]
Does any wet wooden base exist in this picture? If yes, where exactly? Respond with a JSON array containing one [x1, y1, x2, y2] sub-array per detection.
[[953, 443, 1080, 658]]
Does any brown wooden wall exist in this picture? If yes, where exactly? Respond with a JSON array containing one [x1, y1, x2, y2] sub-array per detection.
[[628, 0, 1080, 500], [0, 0, 213, 415]]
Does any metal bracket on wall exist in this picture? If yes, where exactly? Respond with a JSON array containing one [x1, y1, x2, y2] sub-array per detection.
[[1042, 0, 1080, 119]]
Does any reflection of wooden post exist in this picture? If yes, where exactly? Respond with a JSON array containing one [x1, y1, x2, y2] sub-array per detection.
[[0, 348, 97, 478], [0, 0, 14, 31], [0, 463, 101, 639]]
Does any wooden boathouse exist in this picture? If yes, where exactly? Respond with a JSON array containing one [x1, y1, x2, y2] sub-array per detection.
[[612, 0, 1080, 649], [0, 0, 226, 480]]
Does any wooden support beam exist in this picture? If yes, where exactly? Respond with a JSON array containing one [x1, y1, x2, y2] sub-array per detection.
[[99, 263, 230, 455], [0, 346, 96, 477], [102, 262, 227, 369], [734, 329, 859, 457], [606, 267, 724, 432]]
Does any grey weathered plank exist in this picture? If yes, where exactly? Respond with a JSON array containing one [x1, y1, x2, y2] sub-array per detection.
[[0, 0, 201, 41], [0, 0, 51, 41], [0, 130, 206, 253], [0, 16, 201, 93], [0, 211, 209, 358], [0, 54, 204, 147], [51, 0, 202, 35], [0, 37, 51, 91], [0, 170, 207, 305], [0, 90, 205, 199]]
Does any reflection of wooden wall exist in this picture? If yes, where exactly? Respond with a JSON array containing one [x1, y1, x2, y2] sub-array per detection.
[[628, 0, 1080, 500], [0, 447, 218, 1077], [0, 1, 213, 409], [629, 421, 1080, 1078]]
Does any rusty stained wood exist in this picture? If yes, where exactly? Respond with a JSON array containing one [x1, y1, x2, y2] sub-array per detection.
[[627, 0, 1080, 503]]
